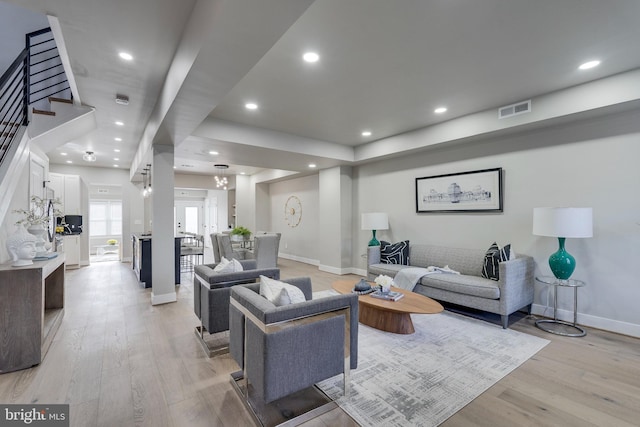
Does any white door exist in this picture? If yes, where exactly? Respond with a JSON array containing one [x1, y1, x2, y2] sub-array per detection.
[[30, 157, 45, 201], [174, 201, 204, 236]]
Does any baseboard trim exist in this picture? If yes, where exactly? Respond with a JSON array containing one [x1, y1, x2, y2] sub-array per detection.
[[278, 253, 319, 266], [351, 268, 368, 277], [532, 304, 640, 338], [151, 291, 177, 305]]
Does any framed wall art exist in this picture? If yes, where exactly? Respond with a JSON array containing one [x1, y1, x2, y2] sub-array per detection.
[[415, 168, 503, 213]]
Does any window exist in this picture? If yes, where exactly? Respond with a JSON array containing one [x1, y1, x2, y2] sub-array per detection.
[[89, 200, 122, 237]]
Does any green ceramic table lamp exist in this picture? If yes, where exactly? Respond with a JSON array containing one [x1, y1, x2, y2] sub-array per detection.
[[533, 207, 593, 280], [361, 212, 389, 246]]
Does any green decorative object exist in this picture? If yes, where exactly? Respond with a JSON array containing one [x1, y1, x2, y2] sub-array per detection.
[[533, 207, 593, 281], [548, 237, 575, 280], [368, 230, 380, 247], [231, 226, 252, 239]]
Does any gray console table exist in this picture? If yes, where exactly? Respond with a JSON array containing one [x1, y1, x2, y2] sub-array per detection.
[[0, 255, 65, 373]]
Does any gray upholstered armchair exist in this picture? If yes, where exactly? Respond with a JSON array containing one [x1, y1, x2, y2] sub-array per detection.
[[229, 277, 358, 410], [193, 259, 279, 356]]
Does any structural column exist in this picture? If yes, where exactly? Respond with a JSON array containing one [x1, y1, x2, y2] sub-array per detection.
[[318, 166, 352, 274], [151, 144, 177, 305]]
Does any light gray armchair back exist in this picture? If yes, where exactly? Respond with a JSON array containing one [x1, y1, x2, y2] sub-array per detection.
[[229, 277, 358, 403], [210, 233, 221, 263], [217, 233, 252, 260], [253, 234, 281, 269]]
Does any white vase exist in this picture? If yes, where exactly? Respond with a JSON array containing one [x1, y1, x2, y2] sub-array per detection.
[[27, 223, 48, 257], [6, 225, 38, 266]]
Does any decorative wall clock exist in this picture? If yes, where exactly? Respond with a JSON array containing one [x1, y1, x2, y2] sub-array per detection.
[[285, 195, 302, 227]]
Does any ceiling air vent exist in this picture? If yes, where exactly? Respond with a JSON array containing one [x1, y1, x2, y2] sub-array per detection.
[[498, 100, 531, 119], [98, 189, 109, 194]]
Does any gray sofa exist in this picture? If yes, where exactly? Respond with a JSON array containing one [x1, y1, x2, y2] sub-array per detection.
[[367, 244, 534, 328]]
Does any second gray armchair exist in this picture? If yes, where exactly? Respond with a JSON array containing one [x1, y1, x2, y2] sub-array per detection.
[[229, 277, 358, 424]]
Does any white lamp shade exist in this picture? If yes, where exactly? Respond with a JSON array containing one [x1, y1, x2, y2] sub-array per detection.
[[533, 207, 593, 238], [361, 212, 389, 230]]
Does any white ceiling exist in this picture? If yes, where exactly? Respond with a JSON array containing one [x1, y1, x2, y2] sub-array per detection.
[[5, 0, 640, 179]]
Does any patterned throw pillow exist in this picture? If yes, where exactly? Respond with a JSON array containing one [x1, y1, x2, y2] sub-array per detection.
[[259, 275, 306, 306], [482, 242, 511, 281], [380, 240, 410, 265]]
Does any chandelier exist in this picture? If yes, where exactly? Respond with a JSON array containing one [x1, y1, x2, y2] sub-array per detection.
[[141, 164, 152, 197], [214, 164, 229, 190]]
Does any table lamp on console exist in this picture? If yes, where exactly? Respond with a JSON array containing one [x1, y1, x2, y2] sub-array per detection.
[[532, 207, 593, 280], [361, 212, 389, 246]]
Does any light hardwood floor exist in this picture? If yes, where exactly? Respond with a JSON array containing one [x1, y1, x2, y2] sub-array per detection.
[[1, 258, 638, 427]]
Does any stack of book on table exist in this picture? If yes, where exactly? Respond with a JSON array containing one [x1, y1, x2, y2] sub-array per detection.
[[370, 290, 404, 301]]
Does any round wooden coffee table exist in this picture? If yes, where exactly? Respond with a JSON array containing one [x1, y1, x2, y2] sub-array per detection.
[[332, 279, 443, 334]]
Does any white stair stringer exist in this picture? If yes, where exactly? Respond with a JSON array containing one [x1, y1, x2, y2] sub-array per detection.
[[29, 100, 96, 153], [0, 127, 30, 227]]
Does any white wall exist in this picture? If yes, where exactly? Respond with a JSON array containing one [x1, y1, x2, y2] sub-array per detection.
[[0, 3, 48, 73], [0, 159, 30, 264], [269, 174, 319, 264], [354, 109, 640, 336], [256, 108, 640, 336]]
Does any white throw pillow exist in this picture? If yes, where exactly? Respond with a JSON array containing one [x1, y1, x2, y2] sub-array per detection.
[[231, 258, 244, 272], [213, 257, 243, 273], [259, 275, 306, 306]]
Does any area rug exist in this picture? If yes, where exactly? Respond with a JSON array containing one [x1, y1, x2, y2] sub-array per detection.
[[314, 291, 549, 427]]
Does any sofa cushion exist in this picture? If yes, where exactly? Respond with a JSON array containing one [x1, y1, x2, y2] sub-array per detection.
[[408, 245, 486, 276], [481, 242, 511, 281], [420, 273, 500, 299], [368, 263, 408, 278], [380, 240, 410, 264], [260, 275, 306, 306]]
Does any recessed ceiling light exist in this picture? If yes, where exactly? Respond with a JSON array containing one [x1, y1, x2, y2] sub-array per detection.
[[66, 160, 72, 164], [579, 60, 600, 70], [361, 131, 372, 137], [303, 52, 319, 63], [173, 166, 177, 169], [434, 107, 447, 114], [114, 137, 122, 141], [113, 164, 119, 168], [119, 52, 133, 61], [245, 102, 258, 110], [60, 152, 67, 156], [115, 121, 124, 126], [309, 163, 317, 168], [209, 151, 219, 155], [114, 158, 119, 161], [240, 172, 246, 175], [114, 149, 120, 152]]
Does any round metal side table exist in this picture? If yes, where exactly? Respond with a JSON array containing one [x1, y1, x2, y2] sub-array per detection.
[[535, 276, 586, 337]]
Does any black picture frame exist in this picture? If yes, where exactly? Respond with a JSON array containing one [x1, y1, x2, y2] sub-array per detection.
[[415, 168, 503, 213]]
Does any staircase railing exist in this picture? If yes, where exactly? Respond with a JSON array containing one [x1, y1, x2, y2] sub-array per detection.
[[0, 27, 70, 167]]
